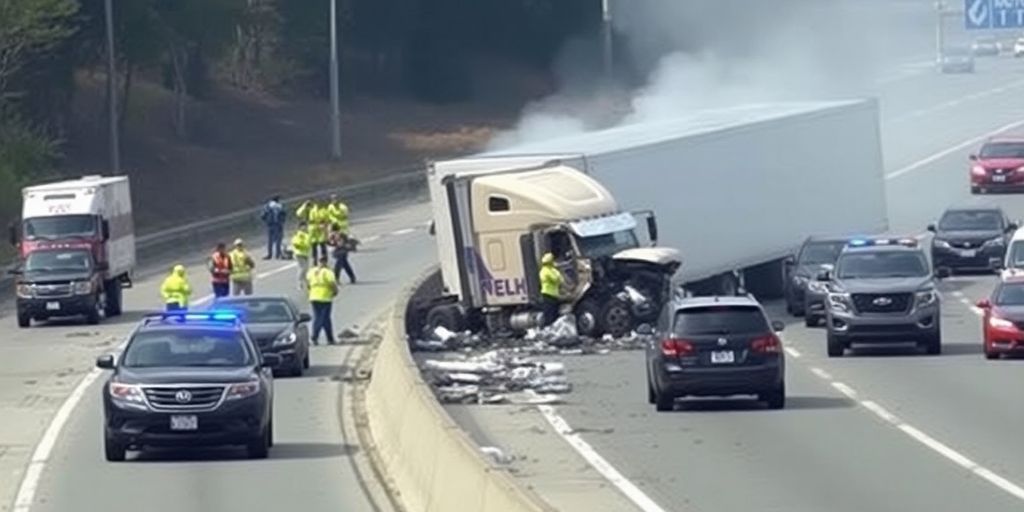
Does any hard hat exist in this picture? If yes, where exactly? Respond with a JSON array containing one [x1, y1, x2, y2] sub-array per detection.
[[173, 264, 186, 273], [233, 238, 244, 246], [542, 253, 555, 265]]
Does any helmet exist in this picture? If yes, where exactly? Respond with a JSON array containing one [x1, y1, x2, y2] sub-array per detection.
[[233, 238, 244, 247], [541, 253, 555, 265], [172, 264, 186, 275]]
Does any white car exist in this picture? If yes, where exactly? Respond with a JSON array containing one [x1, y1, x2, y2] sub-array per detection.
[[1014, 37, 1024, 57]]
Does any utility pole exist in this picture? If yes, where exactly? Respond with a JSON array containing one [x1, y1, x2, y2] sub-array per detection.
[[935, 1, 945, 63], [601, 0, 613, 81], [104, 0, 121, 174], [328, 0, 342, 160]]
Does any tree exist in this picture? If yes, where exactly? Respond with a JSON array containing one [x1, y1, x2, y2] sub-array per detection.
[[0, 0, 79, 106]]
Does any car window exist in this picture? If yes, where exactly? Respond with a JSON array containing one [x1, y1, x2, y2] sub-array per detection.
[[996, 283, 1024, 305], [22, 215, 97, 240], [217, 300, 295, 323], [938, 210, 1003, 231], [837, 251, 929, 279], [24, 250, 93, 272], [1009, 241, 1024, 268], [673, 306, 769, 336], [980, 142, 1024, 159], [122, 329, 253, 368], [799, 241, 846, 265]]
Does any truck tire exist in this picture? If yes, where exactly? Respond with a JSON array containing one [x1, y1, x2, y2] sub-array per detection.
[[104, 280, 123, 317], [425, 304, 464, 333], [575, 299, 602, 337], [86, 295, 102, 325], [600, 298, 634, 338]]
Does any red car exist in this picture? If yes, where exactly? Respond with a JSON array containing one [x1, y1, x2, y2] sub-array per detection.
[[970, 137, 1024, 194], [976, 272, 1024, 359]]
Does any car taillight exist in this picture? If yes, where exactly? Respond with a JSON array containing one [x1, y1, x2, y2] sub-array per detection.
[[751, 335, 782, 353], [661, 338, 694, 357]]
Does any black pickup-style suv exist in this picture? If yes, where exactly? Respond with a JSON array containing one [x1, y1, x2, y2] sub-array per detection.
[[819, 238, 947, 357], [646, 295, 786, 412], [96, 311, 279, 461]]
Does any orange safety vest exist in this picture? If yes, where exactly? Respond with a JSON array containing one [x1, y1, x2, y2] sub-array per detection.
[[210, 252, 232, 284]]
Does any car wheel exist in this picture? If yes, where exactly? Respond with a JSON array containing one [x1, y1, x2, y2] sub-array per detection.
[[654, 386, 675, 412], [17, 311, 30, 328], [804, 315, 818, 328], [268, 419, 274, 448], [827, 332, 845, 358], [303, 352, 310, 369], [761, 383, 786, 410], [923, 328, 942, 356], [646, 372, 655, 405], [985, 350, 999, 360], [290, 361, 304, 377], [104, 434, 126, 462], [247, 427, 270, 459], [971, 186, 981, 194]]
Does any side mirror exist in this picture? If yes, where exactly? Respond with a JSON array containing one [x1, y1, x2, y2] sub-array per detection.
[[262, 354, 283, 368], [635, 323, 654, 335], [969, 154, 978, 161], [927, 224, 937, 233], [297, 313, 312, 323], [646, 216, 659, 245], [816, 270, 832, 282], [96, 354, 116, 369], [1008, 223, 1019, 232], [935, 267, 952, 279], [101, 220, 111, 241], [771, 320, 785, 332], [7, 268, 22, 276], [976, 299, 992, 309]]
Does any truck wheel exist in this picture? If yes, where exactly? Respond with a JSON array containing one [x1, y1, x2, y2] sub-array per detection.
[[600, 298, 633, 338], [17, 311, 30, 328], [575, 300, 602, 337], [104, 281, 123, 317], [86, 295, 102, 325], [425, 304, 464, 333]]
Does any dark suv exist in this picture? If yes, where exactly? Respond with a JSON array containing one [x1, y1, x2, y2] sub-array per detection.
[[928, 207, 1016, 273], [96, 311, 279, 461], [646, 295, 786, 412], [784, 236, 849, 326], [820, 238, 946, 357]]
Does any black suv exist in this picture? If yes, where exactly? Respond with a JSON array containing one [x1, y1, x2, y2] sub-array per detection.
[[928, 207, 1016, 273], [646, 295, 786, 412], [96, 311, 279, 461]]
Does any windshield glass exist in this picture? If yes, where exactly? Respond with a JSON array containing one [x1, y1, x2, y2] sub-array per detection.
[[22, 215, 98, 240], [837, 251, 929, 279], [121, 330, 253, 368], [24, 250, 92, 272], [938, 210, 1002, 231], [980, 142, 1024, 159], [799, 241, 846, 265], [216, 299, 294, 323], [1010, 241, 1024, 269], [575, 229, 639, 258], [996, 283, 1024, 305], [673, 306, 769, 336]]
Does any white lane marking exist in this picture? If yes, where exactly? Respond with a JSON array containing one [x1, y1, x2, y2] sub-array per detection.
[[257, 262, 297, 279], [889, 78, 1024, 124], [363, 235, 381, 243], [953, 291, 965, 298], [806, 371, 1024, 501], [784, 347, 802, 358], [886, 117, 1024, 180], [390, 228, 415, 236], [538, 405, 668, 512], [810, 367, 833, 380]]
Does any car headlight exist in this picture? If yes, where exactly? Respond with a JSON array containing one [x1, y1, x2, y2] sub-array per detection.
[[109, 382, 147, 409], [983, 237, 1005, 248], [273, 331, 297, 346], [16, 284, 34, 298], [933, 239, 952, 249], [827, 293, 851, 313], [226, 381, 261, 401], [972, 165, 987, 176], [990, 316, 1015, 329], [73, 280, 93, 295], [807, 281, 829, 294], [915, 290, 938, 307]]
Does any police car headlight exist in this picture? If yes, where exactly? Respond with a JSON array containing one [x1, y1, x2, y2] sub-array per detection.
[[827, 293, 851, 313], [16, 284, 34, 298], [807, 281, 828, 294], [73, 281, 94, 295], [273, 331, 297, 346], [915, 290, 938, 307], [983, 237, 1005, 248], [109, 382, 147, 410], [933, 239, 952, 249]]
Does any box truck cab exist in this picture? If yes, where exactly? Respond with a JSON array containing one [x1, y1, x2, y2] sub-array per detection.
[[424, 156, 681, 337], [8, 175, 135, 327]]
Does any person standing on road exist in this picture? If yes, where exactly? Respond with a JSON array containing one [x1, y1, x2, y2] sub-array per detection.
[[208, 243, 233, 298], [291, 222, 312, 290], [326, 194, 350, 235], [539, 252, 564, 326], [300, 199, 328, 261], [260, 195, 287, 260], [328, 224, 356, 284], [161, 264, 192, 311], [229, 239, 255, 296], [306, 256, 338, 345]]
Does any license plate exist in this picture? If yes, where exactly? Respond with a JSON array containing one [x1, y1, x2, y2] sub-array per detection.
[[958, 249, 977, 258], [710, 350, 735, 364], [45, 301, 60, 311], [170, 415, 198, 431], [993, 175, 1007, 182]]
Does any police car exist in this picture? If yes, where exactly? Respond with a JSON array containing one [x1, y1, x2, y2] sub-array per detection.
[[95, 311, 278, 461], [816, 238, 947, 357]]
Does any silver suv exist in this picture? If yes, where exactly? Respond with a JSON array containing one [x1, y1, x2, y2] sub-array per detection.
[[818, 238, 948, 357]]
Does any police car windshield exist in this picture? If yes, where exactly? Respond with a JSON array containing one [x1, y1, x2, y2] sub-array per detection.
[[24, 249, 92, 272], [980, 142, 1024, 159], [576, 229, 639, 258], [996, 283, 1024, 305], [216, 299, 294, 323], [938, 210, 1002, 231], [799, 241, 846, 265], [23, 215, 97, 240], [837, 251, 928, 279], [1009, 241, 1024, 268], [121, 330, 253, 368], [673, 306, 768, 336]]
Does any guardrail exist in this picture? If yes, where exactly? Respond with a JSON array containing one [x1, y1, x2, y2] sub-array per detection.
[[363, 267, 554, 512]]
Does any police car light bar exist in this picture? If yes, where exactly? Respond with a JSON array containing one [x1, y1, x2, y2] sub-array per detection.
[[143, 311, 241, 323], [847, 237, 918, 248]]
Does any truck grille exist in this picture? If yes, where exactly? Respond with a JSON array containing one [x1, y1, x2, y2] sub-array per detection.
[[142, 385, 226, 411], [33, 283, 72, 298], [852, 293, 912, 314]]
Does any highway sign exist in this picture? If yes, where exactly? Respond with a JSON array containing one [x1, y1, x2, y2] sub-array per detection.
[[966, 0, 1024, 29]]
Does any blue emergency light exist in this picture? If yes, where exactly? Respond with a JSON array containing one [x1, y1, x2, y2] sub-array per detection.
[[144, 310, 241, 324], [846, 237, 917, 248]]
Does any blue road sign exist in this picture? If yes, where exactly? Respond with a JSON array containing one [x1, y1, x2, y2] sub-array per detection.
[[966, 0, 1024, 30]]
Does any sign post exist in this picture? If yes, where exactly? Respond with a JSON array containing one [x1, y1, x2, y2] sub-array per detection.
[[964, 0, 1024, 29]]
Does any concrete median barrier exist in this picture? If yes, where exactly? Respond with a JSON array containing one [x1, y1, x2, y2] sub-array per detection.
[[364, 267, 553, 512]]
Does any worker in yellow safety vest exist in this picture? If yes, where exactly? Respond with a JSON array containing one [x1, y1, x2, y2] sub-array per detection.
[[291, 222, 312, 290], [306, 256, 339, 345], [539, 252, 564, 326], [326, 194, 350, 235], [229, 238, 256, 296], [161, 264, 192, 311]]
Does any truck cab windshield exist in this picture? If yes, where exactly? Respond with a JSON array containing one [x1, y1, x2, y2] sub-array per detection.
[[575, 229, 639, 259], [23, 215, 97, 240], [837, 251, 929, 279], [24, 249, 93, 273]]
